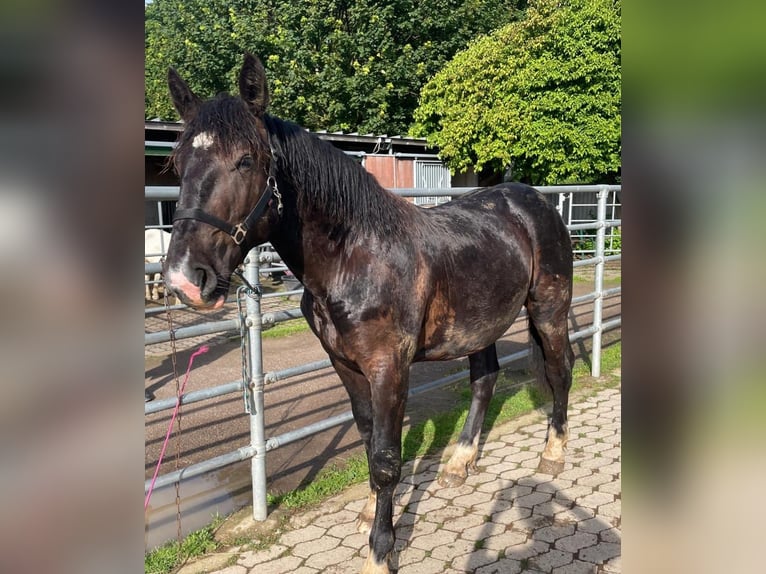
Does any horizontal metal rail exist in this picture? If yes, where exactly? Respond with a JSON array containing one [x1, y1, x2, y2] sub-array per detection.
[[145, 184, 622, 202], [144, 318, 239, 346], [146, 446, 257, 491], [145, 303, 187, 315], [145, 380, 244, 416], [567, 219, 621, 232], [265, 359, 333, 385]]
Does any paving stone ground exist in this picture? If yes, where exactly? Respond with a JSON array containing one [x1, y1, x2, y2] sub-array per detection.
[[178, 386, 621, 574]]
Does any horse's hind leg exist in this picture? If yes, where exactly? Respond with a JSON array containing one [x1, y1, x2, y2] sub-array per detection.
[[527, 280, 575, 475], [439, 344, 499, 488]]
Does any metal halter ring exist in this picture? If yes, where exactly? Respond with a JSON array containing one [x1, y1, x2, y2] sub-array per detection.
[[232, 223, 248, 245]]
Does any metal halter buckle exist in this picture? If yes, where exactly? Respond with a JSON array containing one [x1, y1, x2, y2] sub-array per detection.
[[232, 223, 248, 245]]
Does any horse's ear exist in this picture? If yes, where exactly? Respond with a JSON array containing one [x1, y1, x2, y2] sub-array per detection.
[[168, 67, 201, 122], [239, 53, 269, 116]]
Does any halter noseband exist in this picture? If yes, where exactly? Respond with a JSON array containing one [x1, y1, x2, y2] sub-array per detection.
[[172, 150, 283, 248]]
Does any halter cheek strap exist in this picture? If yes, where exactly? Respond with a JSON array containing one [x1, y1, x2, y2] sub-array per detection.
[[173, 174, 283, 247]]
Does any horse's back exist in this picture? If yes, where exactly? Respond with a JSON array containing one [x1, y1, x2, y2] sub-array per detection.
[[437, 182, 562, 226], [440, 182, 571, 273], [422, 182, 569, 267]]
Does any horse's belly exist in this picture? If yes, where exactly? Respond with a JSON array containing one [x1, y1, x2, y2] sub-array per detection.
[[417, 297, 524, 361]]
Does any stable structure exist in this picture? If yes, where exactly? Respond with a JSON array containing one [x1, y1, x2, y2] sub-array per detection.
[[145, 121, 469, 227]]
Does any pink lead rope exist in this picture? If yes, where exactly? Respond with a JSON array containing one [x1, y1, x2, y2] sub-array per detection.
[[145, 345, 210, 511]]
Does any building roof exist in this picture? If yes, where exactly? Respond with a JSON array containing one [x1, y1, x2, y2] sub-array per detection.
[[145, 120, 436, 157]]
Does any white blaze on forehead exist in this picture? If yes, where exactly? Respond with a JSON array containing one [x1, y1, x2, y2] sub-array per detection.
[[192, 131, 215, 149]]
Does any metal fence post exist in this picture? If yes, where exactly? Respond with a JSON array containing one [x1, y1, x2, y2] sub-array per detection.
[[591, 187, 608, 377], [244, 248, 268, 520]]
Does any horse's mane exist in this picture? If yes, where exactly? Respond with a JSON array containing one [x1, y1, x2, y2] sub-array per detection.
[[264, 115, 412, 238]]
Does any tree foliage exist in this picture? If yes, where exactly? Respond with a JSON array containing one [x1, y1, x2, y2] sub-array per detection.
[[145, 0, 525, 135], [411, 0, 621, 185]]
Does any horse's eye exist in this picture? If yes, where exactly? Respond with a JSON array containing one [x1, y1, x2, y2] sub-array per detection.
[[237, 155, 254, 170]]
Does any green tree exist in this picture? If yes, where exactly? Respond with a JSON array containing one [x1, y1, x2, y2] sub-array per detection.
[[145, 0, 242, 120], [411, 0, 621, 185], [145, 0, 526, 135]]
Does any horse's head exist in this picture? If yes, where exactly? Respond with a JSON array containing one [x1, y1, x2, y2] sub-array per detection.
[[163, 53, 279, 309]]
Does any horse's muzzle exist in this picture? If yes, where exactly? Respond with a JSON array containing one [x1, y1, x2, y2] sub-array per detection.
[[164, 260, 224, 309]]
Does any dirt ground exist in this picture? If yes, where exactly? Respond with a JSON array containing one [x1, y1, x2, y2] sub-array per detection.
[[144, 268, 621, 548]]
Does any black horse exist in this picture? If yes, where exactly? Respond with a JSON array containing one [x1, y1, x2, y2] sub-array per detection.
[[164, 54, 574, 574]]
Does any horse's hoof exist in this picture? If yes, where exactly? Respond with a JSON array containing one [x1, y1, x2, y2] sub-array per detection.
[[356, 515, 373, 534], [537, 457, 565, 475], [361, 552, 390, 574], [437, 471, 467, 488]]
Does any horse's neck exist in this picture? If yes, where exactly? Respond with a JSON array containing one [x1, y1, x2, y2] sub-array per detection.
[[266, 199, 306, 282], [266, 122, 413, 289]]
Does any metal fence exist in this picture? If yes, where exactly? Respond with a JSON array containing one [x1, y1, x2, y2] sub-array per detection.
[[413, 160, 451, 206], [144, 184, 621, 523]]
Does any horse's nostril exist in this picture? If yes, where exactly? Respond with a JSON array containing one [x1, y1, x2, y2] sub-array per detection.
[[175, 260, 218, 301], [192, 268, 206, 289], [195, 265, 217, 298]]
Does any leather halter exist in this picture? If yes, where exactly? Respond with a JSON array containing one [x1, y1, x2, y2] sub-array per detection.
[[172, 150, 283, 249]]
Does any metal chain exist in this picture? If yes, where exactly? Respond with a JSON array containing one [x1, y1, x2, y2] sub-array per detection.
[[160, 257, 184, 549], [236, 285, 252, 414], [236, 262, 262, 414]]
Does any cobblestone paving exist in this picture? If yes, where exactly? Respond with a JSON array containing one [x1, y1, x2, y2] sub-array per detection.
[[179, 387, 621, 574]]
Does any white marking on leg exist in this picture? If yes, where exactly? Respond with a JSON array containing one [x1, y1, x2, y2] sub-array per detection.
[[439, 435, 480, 487], [542, 423, 569, 462], [444, 436, 479, 476], [361, 551, 390, 574], [192, 131, 215, 149]]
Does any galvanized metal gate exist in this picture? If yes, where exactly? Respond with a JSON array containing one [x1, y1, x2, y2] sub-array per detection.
[[413, 160, 451, 206]]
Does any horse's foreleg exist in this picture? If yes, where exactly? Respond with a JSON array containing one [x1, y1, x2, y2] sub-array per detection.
[[362, 362, 409, 574], [330, 358, 376, 533], [439, 344, 499, 487]]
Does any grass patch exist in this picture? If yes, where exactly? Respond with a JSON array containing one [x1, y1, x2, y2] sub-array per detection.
[[573, 273, 622, 284], [268, 454, 369, 508], [572, 341, 621, 380], [145, 517, 222, 574], [261, 318, 310, 339]]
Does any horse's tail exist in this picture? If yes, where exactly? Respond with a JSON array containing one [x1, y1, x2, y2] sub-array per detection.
[[527, 318, 553, 399]]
